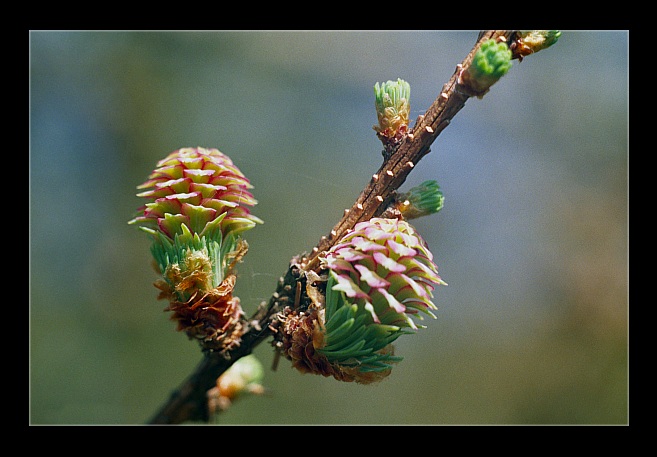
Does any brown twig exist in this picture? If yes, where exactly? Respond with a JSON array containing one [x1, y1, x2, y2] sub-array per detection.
[[148, 260, 303, 424], [147, 30, 516, 425], [302, 30, 514, 271]]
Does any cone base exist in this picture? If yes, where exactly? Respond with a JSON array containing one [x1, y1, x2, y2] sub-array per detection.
[[155, 274, 245, 355], [278, 307, 393, 384]]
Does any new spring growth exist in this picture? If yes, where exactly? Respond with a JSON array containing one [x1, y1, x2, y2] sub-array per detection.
[[320, 218, 446, 381], [397, 180, 445, 220], [511, 31, 561, 61], [129, 147, 262, 352], [278, 217, 446, 384], [373, 78, 411, 154], [459, 39, 513, 98], [207, 354, 265, 414]]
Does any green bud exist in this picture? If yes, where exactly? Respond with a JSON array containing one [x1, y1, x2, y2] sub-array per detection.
[[208, 354, 265, 413], [373, 78, 411, 144], [459, 39, 512, 98], [471, 39, 513, 82], [219, 354, 264, 394], [513, 30, 561, 60], [398, 180, 445, 220]]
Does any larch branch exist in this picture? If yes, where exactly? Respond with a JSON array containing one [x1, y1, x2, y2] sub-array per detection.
[[302, 30, 514, 271], [147, 30, 516, 425]]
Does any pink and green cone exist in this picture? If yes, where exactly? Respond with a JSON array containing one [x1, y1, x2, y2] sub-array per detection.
[[129, 147, 262, 351], [130, 147, 261, 245], [281, 217, 446, 383]]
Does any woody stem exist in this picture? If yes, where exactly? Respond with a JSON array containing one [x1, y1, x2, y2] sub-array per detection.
[[302, 30, 514, 272], [148, 30, 516, 425]]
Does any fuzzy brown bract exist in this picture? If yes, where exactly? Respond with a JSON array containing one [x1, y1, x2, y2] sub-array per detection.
[[155, 274, 245, 354], [277, 306, 393, 384]]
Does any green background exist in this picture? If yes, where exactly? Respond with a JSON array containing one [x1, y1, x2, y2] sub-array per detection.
[[30, 31, 628, 425]]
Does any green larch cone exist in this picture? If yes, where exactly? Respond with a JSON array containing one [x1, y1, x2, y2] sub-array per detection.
[[373, 78, 411, 152], [129, 147, 262, 352], [281, 218, 446, 384], [459, 39, 512, 98]]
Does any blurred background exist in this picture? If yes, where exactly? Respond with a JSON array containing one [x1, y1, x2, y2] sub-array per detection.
[[30, 31, 628, 425]]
